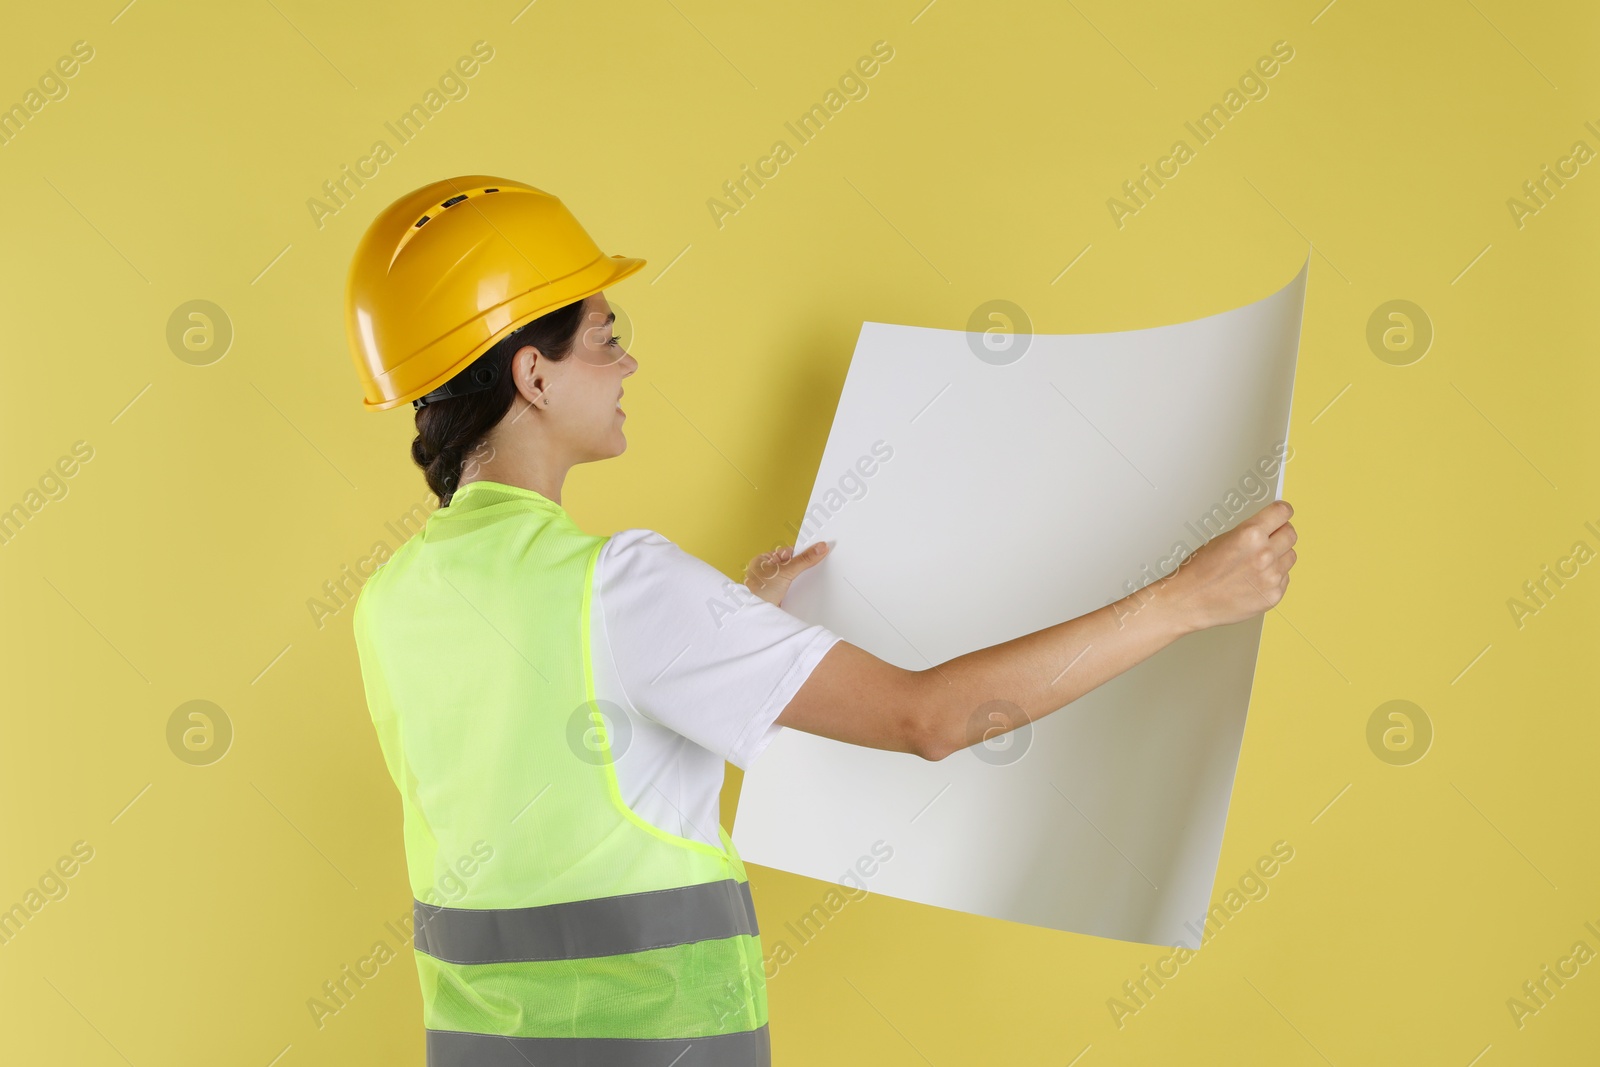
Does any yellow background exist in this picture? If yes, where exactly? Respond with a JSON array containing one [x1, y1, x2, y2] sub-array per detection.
[[2, 0, 1596, 1063]]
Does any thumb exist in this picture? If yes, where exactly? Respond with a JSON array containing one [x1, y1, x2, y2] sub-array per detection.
[[761, 541, 830, 584], [788, 541, 830, 571]]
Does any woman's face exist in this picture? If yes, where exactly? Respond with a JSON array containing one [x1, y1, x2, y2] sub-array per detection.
[[539, 292, 636, 460]]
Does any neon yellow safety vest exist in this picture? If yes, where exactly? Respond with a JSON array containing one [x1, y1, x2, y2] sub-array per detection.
[[351, 479, 770, 1065]]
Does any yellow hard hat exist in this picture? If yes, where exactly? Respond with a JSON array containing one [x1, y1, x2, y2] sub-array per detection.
[[344, 175, 646, 411]]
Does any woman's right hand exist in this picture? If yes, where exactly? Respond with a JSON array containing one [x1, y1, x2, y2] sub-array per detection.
[[1163, 499, 1297, 634]]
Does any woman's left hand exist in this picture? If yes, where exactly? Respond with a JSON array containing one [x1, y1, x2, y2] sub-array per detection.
[[744, 542, 831, 607]]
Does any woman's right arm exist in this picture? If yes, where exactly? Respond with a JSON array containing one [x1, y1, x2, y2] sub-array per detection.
[[775, 500, 1298, 761]]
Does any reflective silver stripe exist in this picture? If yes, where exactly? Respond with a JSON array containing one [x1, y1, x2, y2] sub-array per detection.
[[427, 1024, 770, 1067], [414, 878, 760, 964]]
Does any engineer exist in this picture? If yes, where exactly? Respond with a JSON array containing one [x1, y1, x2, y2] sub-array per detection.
[[343, 175, 1297, 1066]]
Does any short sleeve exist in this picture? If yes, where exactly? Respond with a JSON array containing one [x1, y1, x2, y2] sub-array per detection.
[[596, 528, 842, 770]]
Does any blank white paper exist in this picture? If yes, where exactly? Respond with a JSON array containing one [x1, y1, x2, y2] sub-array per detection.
[[733, 259, 1308, 947]]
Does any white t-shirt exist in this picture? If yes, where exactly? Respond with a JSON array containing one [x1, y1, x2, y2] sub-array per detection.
[[590, 528, 843, 849]]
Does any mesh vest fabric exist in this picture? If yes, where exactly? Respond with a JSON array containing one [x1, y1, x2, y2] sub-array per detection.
[[352, 480, 768, 1048]]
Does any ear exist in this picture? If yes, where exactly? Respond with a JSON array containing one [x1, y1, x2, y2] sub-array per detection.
[[510, 344, 551, 407]]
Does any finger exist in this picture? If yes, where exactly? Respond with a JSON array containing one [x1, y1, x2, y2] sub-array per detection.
[[1267, 521, 1296, 556], [1252, 499, 1292, 534], [783, 542, 829, 570]]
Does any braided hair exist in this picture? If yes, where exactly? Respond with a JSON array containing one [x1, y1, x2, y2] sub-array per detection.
[[411, 298, 589, 505]]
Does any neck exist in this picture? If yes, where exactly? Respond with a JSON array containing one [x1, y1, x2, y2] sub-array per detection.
[[457, 444, 568, 504]]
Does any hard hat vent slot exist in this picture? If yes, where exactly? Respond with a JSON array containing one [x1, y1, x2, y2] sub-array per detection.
[[390, 182, 540, 268]]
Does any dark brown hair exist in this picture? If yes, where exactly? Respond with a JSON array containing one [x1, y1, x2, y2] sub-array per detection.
[[412, 298, 588, 505]]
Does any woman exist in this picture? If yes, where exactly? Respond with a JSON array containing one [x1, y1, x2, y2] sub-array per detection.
[[345, 176, 1296, 1066]]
